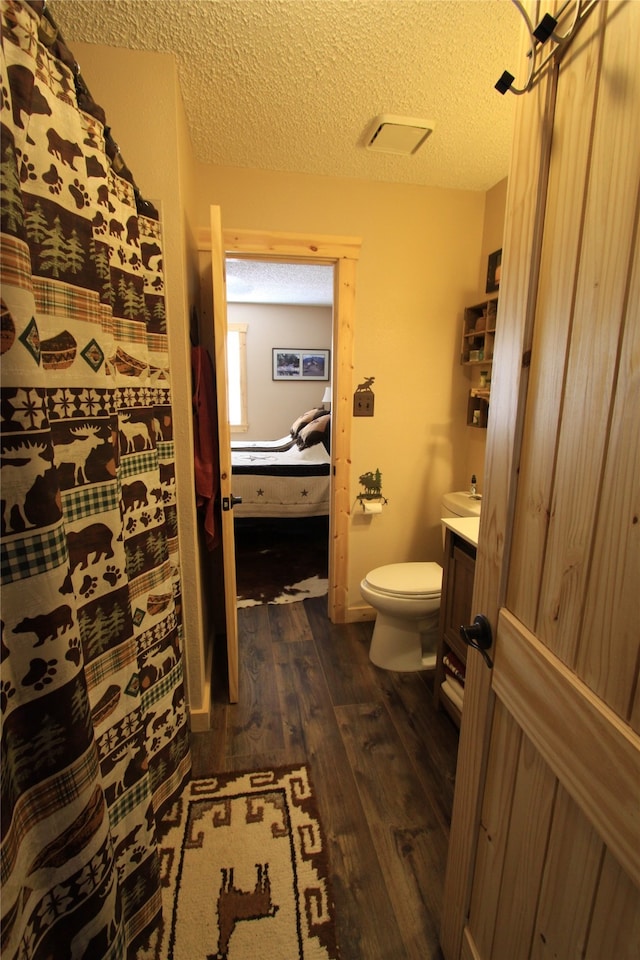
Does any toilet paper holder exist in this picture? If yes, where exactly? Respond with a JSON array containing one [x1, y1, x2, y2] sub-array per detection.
[[358, 497, 387, 513]]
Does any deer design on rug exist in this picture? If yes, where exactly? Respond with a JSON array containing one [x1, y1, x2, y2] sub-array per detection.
[[209, 863, 279, 960]]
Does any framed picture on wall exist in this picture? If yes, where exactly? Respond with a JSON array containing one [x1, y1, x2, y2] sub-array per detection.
[[272, 349, 330, 380], [486, 248, 502, 293]]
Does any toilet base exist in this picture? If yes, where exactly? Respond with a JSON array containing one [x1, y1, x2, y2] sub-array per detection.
[[369, 609, 439, 672]]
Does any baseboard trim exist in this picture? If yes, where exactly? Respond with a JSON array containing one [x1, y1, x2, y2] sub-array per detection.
[[345, 603, 376, 623], [188, 637, 214, 732]]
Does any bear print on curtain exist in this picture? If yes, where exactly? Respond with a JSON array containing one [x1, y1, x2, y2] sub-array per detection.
[[1, 2, 191, 957]]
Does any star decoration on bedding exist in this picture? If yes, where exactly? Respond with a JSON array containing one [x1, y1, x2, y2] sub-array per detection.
[[301, 489, 309, 497], [256, 488, 264, 497]]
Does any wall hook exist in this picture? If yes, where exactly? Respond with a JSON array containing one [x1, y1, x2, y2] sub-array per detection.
[[495, 0, 598, 97]]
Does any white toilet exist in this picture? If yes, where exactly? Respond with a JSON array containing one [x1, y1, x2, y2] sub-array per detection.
[[360, 491, 482, 672]]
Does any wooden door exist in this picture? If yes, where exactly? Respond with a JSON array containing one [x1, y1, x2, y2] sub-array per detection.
[[441, 3, 640, 958], [210, 205, 239, 702]]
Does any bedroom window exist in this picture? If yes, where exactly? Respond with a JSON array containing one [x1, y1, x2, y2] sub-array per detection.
[[227, 323, 248, 432]]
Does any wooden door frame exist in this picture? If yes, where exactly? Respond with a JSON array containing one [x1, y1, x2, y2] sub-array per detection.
[[197, 226, 362, 623]]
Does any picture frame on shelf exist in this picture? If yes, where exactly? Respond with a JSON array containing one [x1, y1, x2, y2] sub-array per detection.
[[272, 348, 330, 381], [486, 248, 502, 293]]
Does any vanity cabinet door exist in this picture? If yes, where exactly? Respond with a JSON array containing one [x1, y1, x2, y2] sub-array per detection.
[[443, 543, 475, 662], [435, 531, 476, 725]]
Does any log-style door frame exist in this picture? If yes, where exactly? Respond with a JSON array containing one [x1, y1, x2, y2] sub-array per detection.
[[198, 225, 362, 628]]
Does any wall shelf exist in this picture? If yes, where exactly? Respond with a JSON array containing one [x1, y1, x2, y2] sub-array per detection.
[[461, 297, 497, 429], [460, 297, 498, 365]]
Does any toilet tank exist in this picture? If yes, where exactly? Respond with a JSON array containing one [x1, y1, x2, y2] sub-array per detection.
[[441, 491, 482, 518]]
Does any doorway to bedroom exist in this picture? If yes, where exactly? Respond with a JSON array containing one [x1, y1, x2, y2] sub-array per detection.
[[226, 259, 333, 608]]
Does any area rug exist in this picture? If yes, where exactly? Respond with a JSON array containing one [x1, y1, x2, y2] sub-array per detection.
[[152, 766, 339, 960], [235, 518, 328, 607]]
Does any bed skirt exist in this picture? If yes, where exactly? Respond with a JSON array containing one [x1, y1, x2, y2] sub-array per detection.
[[231, 469, 330, 517]]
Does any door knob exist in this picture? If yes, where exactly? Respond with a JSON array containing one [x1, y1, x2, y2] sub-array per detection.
[[460, 614, 493, 669], [222, 495, 243, 511]]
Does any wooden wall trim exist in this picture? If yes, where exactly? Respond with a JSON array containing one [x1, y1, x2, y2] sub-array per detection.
[[197, 226, 361, 261], [329, 257, 356, 621], [188, 631, 214, 731]]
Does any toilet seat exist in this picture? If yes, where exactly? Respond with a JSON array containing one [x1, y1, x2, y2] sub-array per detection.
[[364, 562, 442, 599]]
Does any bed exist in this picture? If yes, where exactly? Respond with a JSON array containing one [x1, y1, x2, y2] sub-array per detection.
[[231, 409, 331, 518]]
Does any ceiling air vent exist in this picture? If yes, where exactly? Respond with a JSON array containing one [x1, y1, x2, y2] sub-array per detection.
[[364, 114, 434, 156]]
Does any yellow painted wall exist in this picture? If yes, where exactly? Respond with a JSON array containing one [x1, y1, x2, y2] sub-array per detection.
[[195, 165, 485, 606], [69, 40, 507, 709]]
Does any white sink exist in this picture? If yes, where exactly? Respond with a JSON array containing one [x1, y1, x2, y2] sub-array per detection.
[[442, 490, 482, 518]]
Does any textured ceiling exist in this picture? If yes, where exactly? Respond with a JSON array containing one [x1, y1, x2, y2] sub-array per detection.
[[49, 0, 522, 192], [226, 260, 334, 305]]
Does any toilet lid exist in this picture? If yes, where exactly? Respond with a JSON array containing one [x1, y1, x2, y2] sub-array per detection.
[[364, 562, 442, 598]]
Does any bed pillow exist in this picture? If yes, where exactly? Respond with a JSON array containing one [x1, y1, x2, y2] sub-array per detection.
[[289, 407, 326, 439], [296, 413, 330, 451]]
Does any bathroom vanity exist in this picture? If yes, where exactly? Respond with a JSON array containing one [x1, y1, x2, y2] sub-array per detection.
[[434, 516, 479, 727]]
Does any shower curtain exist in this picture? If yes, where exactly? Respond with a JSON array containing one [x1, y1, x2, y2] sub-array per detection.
[[1, 2, 191, 957]]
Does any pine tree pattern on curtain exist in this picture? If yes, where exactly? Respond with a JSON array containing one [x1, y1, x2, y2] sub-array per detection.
[[1, 3, 191, 956]]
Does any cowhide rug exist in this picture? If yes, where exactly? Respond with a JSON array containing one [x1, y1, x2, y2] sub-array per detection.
[[234, 517, 328, 607], [148, 766, 338, 960]]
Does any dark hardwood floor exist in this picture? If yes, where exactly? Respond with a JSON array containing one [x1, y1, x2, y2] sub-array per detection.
[[190, 595, 460, 960]]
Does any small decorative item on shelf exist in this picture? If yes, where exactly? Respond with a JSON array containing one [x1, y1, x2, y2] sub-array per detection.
[[468, 390, 490, 428]]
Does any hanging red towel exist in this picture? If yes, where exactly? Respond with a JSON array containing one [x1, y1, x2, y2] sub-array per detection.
[[191, 346, 219, 550]]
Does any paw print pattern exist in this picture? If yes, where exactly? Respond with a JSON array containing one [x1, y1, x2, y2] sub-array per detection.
[[0, 84, 9, 112], [22, 657, 57, 691], [17, 150, 36, 184], [130, 845, 146, 864], [43, 163, 63, 194], [103, 565, 120, 587], [65, 637, 82, 666], [140, 512, 152, 527], [69, 178, 90, 210], [1, 679, 16, 713], [79, 575, 98, 598], [126, 517, 136, 533]]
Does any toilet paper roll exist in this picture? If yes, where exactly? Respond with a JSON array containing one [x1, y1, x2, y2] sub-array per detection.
[[363, 499, 383, 514]]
